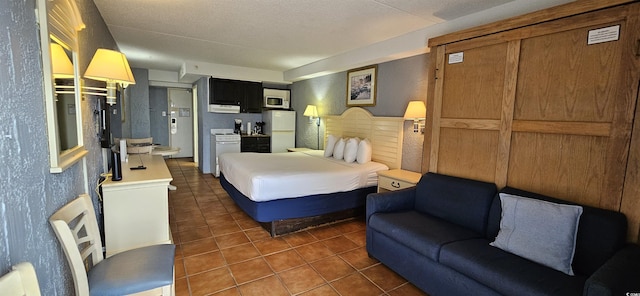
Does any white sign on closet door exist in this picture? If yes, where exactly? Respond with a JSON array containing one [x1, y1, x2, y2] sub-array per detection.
[[587, 25, 620, 45], [448, 52, 464, 64]]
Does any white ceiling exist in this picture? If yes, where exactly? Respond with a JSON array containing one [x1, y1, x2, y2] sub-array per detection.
[[92, 0, 572, 83]]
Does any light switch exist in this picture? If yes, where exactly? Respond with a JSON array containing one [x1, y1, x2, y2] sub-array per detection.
[[162, 111, 167, 116]]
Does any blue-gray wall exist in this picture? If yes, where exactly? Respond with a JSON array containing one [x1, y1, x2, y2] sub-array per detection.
[[292, 54, 429, 172], [128, 68, 151, 138], [0, 0, 117, 294], [150, 86, 169, 146]]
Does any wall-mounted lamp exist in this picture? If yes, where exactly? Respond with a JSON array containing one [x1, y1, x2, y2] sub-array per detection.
[[404, 101, 426, 133], [50, 43, 75, 96], [303, 104, 321, 149], [83, 48, 136, 105], [50, 43, 74, 79]]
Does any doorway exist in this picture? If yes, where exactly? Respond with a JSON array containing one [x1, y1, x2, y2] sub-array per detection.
[[168, 88, 193, 158]]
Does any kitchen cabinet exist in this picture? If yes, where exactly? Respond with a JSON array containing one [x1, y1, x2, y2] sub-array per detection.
[[244, 82, 263, 113], [423, 1, 640, 241], [241, 135, 271, 153], [209, 78, 263, 113]]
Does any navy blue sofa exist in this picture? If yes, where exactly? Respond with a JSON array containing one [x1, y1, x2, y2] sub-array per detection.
[[366, 172, 640, 296]]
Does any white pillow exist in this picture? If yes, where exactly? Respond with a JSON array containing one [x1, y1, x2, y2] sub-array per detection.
[[324, 134, 339, 157], [333, 138, 346, 160], [344, 137, 360, 163], [490, 193, 583, 276], [357, 138, 372, 164]]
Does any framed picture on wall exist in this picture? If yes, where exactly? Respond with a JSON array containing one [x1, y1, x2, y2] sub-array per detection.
[[346, 65, 377, 107]]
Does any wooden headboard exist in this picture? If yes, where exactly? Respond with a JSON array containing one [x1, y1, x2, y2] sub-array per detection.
[[324, 107, 404, 169]]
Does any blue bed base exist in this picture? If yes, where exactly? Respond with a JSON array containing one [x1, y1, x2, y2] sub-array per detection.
[[220, 173, 375, 231]]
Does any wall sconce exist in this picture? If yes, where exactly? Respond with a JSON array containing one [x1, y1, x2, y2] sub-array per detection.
[[404, 101, 426, 133], [50, 43, 75, 96], [303, 104, 321, 149], [50, 43, 74, 79], [83, 48, 136, 105]]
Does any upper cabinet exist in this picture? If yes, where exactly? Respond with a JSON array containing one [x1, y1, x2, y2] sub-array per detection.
[[37, 0, 88, 173], [423, 1, 640, 241], [209, 78, 263, 113]]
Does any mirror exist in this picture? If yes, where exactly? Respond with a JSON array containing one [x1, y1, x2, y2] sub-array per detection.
[[37, 0, 87, 173], [51, 39, 78, 151]]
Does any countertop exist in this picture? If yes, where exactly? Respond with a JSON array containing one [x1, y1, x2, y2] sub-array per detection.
[[241, 134, 270, 137]]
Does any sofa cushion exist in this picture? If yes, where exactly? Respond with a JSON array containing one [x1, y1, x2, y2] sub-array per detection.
[[487, 187, 628, 276], [490, 193, 583, 276], [440, 239, 586, 296], [368, 210, 482, 261], [414, 173, 497, 235]]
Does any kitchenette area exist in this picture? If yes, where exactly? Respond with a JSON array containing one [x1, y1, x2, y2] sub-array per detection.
[[207, 77, 296, 177]]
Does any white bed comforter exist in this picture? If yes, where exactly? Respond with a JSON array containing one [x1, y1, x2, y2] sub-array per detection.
[[219, 150, 388, 202]]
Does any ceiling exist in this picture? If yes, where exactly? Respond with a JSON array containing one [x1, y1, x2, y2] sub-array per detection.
[[92, 0, 572, 83]]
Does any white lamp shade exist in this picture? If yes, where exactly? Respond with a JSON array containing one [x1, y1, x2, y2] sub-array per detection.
[[84, 48, 136, 85], [303, 105, 319, 117], [50, 43, 75, 79], [404, 101, 426, 119]]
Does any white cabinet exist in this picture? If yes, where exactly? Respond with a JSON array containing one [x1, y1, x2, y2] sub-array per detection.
[[377, 169, 422, 193], [101, 155, 173, 257]]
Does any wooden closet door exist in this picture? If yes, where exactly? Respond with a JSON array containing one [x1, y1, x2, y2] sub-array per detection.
[[508, 6, 637, 211], [428, 41, 510, 183], [425, 2, 640, 241]]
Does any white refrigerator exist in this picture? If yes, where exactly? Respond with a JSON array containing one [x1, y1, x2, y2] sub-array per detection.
[[263, 110, 296, 153]]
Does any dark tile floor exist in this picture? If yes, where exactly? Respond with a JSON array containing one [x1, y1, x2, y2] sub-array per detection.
[[166, 158, 428, 296]]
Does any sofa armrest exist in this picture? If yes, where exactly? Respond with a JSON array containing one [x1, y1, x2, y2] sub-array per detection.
[[583, 243, 640, 296], [366, 188, 416, 222]]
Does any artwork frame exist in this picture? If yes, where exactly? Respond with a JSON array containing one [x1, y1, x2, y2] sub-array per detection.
[[346, 65, 377, 107]]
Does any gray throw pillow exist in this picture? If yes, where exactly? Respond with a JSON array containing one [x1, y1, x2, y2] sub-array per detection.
[[490, 193, 583, 275]]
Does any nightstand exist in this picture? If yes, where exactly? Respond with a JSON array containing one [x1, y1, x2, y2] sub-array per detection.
[[287, 147, 312, 152], [377, 169, 422, 193]]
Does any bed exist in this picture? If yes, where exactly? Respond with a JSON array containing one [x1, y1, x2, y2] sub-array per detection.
[[219, 107, 404, 236]]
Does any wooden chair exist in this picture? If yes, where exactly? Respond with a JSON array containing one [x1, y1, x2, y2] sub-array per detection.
[[49, 194, 175, 296], [127, 137, 154, 154], [0, 262, 41, 296]]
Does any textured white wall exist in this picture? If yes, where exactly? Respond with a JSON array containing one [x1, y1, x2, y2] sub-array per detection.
[[0, 0, 117, 294]]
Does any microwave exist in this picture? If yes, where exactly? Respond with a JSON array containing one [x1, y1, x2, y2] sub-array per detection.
[[264, 95, 290, 109]]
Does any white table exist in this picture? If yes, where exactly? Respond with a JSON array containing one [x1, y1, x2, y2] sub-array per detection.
[[151, 146, 181, 156], [101, 154, 173, 257]]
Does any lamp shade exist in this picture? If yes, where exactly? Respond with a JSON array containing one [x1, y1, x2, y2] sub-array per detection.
[[84, 48, 136, 85], [404, 101, 426, 119], [50, 43, 75, 79], [303, 105, 319, 117]]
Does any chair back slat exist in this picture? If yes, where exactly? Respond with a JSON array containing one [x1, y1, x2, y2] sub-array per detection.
[[0, 262, 42, 296], [50, 193, 174, 296], [50, 194, 104, 296], [127, 137, 153, 154]]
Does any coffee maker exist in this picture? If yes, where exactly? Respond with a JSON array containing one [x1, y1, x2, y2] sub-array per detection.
[[234, 119, 242, 134], [255, 121, 265, 135]]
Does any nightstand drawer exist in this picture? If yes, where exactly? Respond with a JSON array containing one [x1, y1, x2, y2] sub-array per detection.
[[378, 175, 417, 191], [377, 169, 422, 193]]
